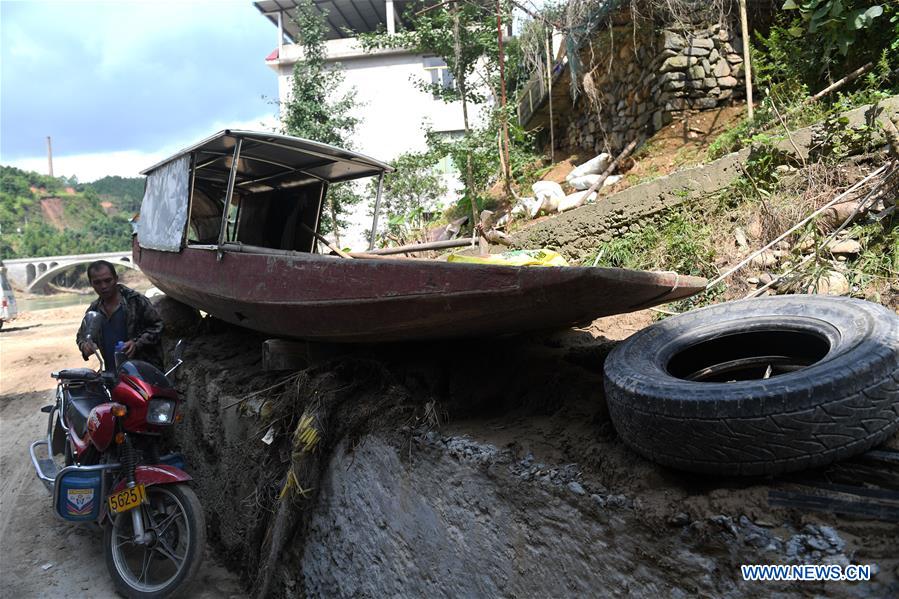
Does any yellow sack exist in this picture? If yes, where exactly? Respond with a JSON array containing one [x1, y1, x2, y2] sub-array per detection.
[[447, 249, 569, 267]]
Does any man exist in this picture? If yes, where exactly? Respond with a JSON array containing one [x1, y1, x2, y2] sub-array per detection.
[[77, 260, 163, 371]]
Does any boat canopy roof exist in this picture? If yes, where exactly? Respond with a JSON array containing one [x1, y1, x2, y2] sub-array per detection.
[[140, 129, 393, 184], [137, 130, 393, 253]]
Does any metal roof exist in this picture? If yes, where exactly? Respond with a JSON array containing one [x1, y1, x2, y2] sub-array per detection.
[[141, 130, 393, 187], [254, 0, 417, 42]]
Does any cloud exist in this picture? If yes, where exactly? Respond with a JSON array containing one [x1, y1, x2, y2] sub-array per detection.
[[1, 1, 279, 160], [5, 113, 281, 182]]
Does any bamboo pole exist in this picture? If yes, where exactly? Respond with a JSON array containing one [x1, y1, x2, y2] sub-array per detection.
[[738, 0, 753, 120], [545, 28, 555, 163]]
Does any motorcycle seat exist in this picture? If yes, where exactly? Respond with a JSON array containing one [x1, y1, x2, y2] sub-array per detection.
[[65, 385, 107, 437], [57, 368, 100, 381]]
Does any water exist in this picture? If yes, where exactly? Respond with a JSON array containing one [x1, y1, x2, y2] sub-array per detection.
[[18, 293, 88, 312]]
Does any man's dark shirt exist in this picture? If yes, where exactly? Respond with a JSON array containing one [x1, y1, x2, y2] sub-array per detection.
[[98, 303, 128, 372], [76, 284, 164, 369]]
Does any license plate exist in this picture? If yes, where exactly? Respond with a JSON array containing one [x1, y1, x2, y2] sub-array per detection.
[[107, 484, 146, 513]]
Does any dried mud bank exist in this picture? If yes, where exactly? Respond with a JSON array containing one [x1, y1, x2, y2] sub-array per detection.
[[159, 301, 898, 598]]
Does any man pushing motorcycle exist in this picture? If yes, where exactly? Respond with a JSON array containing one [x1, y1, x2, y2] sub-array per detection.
[[77, 259, 163, 370]]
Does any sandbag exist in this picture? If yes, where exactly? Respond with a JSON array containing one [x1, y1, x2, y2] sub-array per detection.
[[566, 153, 611, 182]]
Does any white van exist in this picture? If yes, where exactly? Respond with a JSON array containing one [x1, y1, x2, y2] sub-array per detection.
[[1, 265, 18, 329]]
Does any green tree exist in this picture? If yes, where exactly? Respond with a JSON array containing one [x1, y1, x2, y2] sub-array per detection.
[[360, 2, 505, 226], [373, 151, 447, 245], [281, 0, 361, 245]]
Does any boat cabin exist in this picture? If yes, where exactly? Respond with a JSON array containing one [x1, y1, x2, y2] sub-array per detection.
[[137, 130, 392, 255]]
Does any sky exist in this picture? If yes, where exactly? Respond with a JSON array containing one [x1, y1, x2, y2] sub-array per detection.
[[1, 0, 281, 182]]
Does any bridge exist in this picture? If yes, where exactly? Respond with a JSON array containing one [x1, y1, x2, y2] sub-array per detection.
[[3, 251, 138, 292]]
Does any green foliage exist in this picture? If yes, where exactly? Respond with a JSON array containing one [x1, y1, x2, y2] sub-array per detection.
[[0, 165, 132, 258], [781, 0, 884, 69], [844, 214, 899, 300], [587, 209, 718, 279], [86, 175, 144, 213], [280, 0, 361, 235], [373, 151, 446, 245]]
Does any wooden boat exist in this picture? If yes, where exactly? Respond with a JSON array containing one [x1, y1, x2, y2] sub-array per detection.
[[134, 130, 705, 343]]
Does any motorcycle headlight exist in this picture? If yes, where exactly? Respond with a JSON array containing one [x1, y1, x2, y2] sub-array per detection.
[[147, 399, 176, 425]]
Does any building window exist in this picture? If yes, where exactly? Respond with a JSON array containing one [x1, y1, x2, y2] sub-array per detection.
[[432, 130, 465, 176], [423, 57, 455, 99]]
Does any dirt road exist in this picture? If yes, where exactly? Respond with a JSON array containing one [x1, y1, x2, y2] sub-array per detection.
[[0, 306, 246, 598]]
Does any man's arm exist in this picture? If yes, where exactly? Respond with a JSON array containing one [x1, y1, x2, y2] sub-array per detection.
[[130, 295, 164, 352]]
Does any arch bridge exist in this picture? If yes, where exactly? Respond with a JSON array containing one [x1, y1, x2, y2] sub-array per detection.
[[2, 251, 138, 293]]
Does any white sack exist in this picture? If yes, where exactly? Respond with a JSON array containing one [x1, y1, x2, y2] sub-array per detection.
[[558, 190, 597, 213], [566, 153, 612, 182]]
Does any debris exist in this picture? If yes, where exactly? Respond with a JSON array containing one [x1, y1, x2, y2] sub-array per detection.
[[565, 153, 611, 183], [733, 227, 748, 248], [262, 426, 276, 445], [827, 239, 862, 255], [558, 190, 596, 213], [41, 563, 53, 571], [747, 276, 759, 285], [750, 250, 778, 268]]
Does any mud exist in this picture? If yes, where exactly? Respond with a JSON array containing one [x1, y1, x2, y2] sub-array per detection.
[[168, 302, 898, 598]]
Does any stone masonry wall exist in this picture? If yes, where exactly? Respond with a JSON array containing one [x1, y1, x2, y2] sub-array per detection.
[[564, 20, 745, 156]]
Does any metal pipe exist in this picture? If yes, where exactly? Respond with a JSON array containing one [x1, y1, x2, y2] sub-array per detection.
[[369, 173, 384, 251], [361, 238, 474, 256], [218, 138, 243, 249]]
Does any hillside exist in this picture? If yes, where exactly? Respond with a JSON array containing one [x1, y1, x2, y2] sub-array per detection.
[[0, 165, 141, 259]]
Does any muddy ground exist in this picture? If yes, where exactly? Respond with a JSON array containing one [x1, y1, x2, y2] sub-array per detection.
[[162, 300, 898, 598], [0, 305, 244, 599]]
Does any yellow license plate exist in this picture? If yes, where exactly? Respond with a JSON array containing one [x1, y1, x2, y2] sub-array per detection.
[[108, 484, 146, 513]]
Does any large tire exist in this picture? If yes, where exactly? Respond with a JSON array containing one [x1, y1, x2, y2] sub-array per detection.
[[104, 483, 206, 598], [604, 295, 899, 476]]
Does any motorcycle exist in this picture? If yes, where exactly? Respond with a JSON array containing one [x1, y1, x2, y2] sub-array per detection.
[[29, 311, 204, 598]]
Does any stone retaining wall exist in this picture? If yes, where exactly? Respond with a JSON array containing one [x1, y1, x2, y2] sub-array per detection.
[[564, 21, 746, 156]]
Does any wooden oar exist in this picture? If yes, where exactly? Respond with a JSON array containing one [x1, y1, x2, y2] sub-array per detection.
[[299, 223, 352, 259]]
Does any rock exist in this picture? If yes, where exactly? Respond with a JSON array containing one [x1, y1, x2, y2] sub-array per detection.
[[717, 76, 739, 88], [726, 52, 743, 64], [708, 48, 720, 63], [759, 273, 774, 285], [690, 37, 715, 50], [661, 55, 690, 71], [662, 30, 686, 51], [703, 77, 718, 89], [815, 271, 850, 295], [751, 251, 778, 268], [718, 89, 733, 100], [694, 97, 718, 110], [567, 481, 585, 495], [688, 65, 706, 80], [827, 239, 862, 255], [659, 71, 686, 84], [734, 226, 749, 248], [684, 46, 710, 57], [663, 80, 686, 91], [668, 512, 690, 526], [713, 60, 731, 77], [153, 296, 202, 336], [822, 200, 864, 228], [747, 277, 759, 285]]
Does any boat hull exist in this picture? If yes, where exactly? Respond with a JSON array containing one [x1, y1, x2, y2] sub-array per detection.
[[134, 243, 706, 343]]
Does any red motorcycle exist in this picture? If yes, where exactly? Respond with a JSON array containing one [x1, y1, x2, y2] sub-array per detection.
[[30, 311, 204, 598]]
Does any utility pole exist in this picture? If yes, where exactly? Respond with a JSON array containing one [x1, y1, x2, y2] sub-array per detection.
[[47, 136, 54, 177]]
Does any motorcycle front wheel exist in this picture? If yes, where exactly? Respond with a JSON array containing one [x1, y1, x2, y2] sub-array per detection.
[[103, 483, 206, 598]]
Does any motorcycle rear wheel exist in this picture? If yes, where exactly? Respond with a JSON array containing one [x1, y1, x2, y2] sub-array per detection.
[[103, 483, 205, 598]]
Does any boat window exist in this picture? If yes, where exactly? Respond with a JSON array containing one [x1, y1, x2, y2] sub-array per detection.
[[186, 187, 224, 245], [229, 182, 324, 252], [138, 155, 191, 252]]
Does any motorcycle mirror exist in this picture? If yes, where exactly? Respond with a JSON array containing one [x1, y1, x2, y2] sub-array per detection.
[[83, 310, 102, 342]]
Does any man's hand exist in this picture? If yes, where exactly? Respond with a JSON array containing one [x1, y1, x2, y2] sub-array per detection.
[[80, 341, 98, 360], [121, 340, 137, 358]]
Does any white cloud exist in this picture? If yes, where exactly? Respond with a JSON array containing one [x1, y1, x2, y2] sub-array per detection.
[[4, 113, 281, 182]]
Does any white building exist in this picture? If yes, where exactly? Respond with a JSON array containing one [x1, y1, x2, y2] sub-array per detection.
[[254, 0, 483, 249]]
